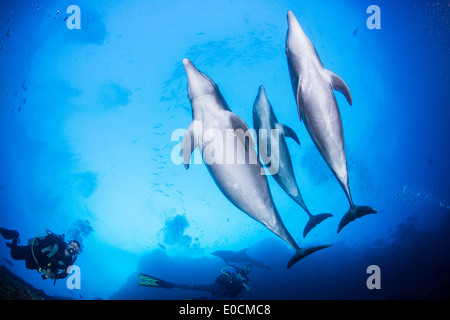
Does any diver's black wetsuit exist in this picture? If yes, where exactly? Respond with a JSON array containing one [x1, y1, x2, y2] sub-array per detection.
[[4, 231, 74, 279], [174, 268, 249, 300]]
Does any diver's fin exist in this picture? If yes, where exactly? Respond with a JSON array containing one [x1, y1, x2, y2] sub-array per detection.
[[181, 121, 200, 169], [303, 213, 333, 238], [326, 70, 353, 105], [0, 228, 19, 240], [277, 123, 300, 145], [287, 244, 332, 269], [337, 205, 377, 233], [138, 273, 174, 289]]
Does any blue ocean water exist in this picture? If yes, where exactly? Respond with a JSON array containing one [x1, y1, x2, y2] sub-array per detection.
[[0, 0, 449, 300]]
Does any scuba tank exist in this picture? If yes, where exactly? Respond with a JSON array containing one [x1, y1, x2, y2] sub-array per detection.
[[216, 266, 234, 285], [28, 229, 65, 246], [29, 230, 70, 285]]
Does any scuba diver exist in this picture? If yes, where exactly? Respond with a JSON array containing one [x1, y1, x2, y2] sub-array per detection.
[[0, 227, 81, 282], [138, 263, 252, 300]]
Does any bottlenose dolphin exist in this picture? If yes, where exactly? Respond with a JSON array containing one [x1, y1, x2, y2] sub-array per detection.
[[181, 59, 330, 268], [212, 249, 271, 269], [252, 85, 332, 237], [285, 11, 377, 232]]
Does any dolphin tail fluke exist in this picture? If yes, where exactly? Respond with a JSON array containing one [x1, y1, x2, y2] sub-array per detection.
[[287, 244, 332, 269], [337, 205, 377, 233], [303, 213, 333, 238]]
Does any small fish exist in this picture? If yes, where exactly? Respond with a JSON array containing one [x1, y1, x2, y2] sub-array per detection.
[[353, 27, 358, 36]]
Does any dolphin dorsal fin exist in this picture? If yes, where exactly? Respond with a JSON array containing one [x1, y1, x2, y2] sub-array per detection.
[[326, 70, 353, 106], [181, 121, 200, 169], [277, 123, 300, 145]]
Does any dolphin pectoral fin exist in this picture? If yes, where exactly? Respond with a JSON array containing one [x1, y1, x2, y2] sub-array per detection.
[[295, 85, 303, 122], [337, 205, 377, 233], [287, 244, 332, 269], [303, 213, 333, 237], [327, 70, 353, 106], [181, 121, 199, 169], [278, 123, 300, 145], [229, 112, 256, 147]]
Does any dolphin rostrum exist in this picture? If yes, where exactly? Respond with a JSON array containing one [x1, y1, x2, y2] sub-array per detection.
[[285, 11, 377, 233], [253, 85, 332, 237], [212, 248, 271, 269], [181, 59, 331, 268]]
